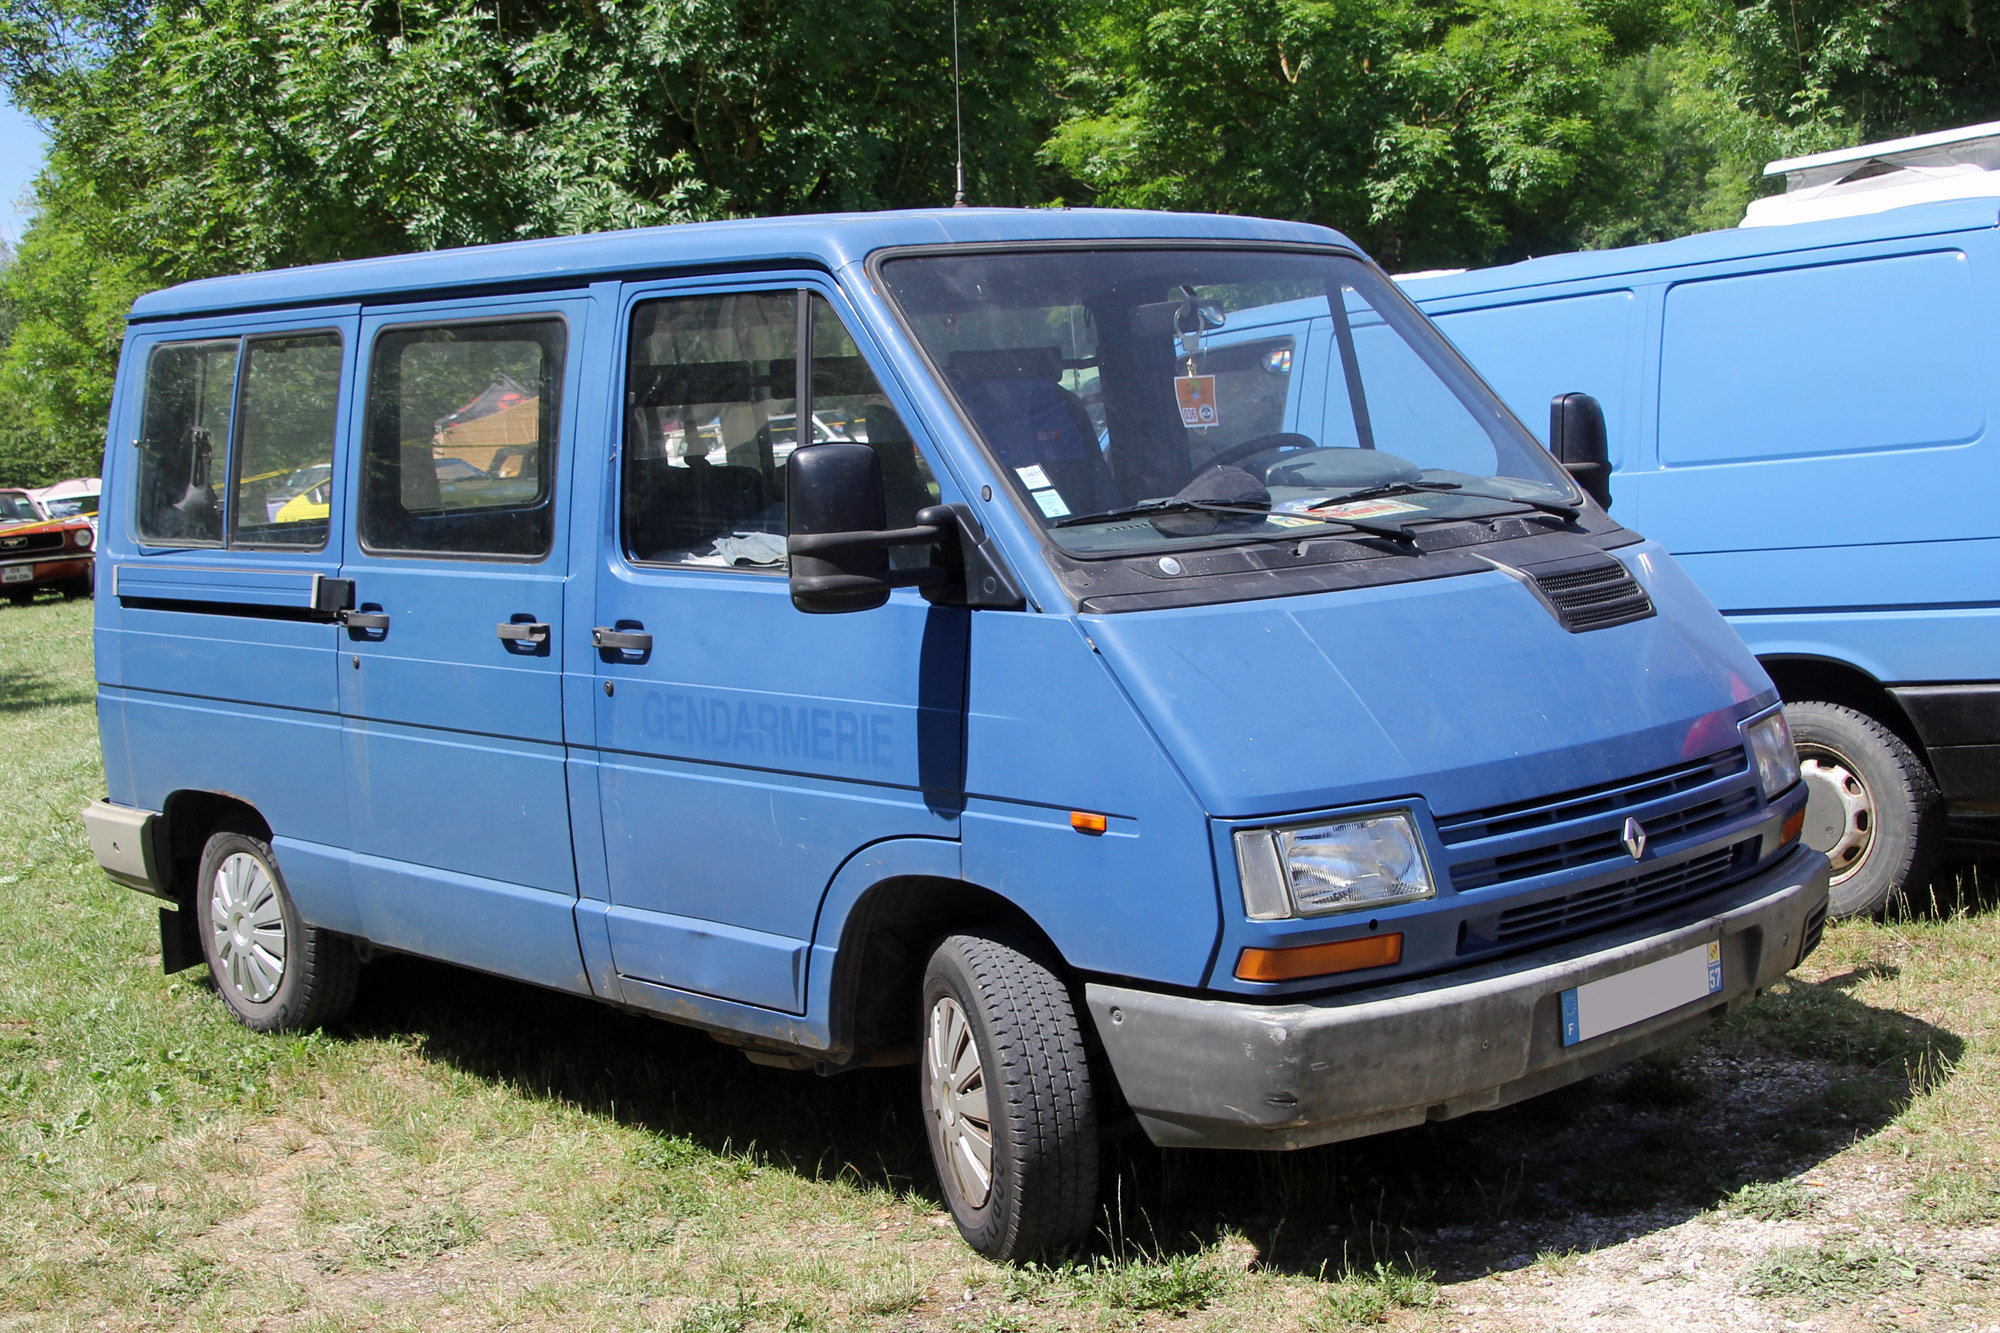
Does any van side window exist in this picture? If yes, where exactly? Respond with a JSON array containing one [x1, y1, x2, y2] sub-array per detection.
[[1659, 252, 1983, 465], [231, 332, 344, 549], [622, 291, 936, 569], [136, 339, 238, 545], [359, 319, 566, 558]]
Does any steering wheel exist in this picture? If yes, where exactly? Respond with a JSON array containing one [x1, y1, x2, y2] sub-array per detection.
[[1190, 432, 1316, 481]]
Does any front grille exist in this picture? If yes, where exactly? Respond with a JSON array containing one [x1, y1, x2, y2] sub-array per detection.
[[1459, 839, 1757, 954], [0, 530, 65, 556], [1437, 747, 1752, 891], [1532, 557, 1654, 632]]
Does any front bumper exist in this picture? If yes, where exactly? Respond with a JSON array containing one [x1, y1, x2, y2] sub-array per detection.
[[1087, 844, 1830, 1150], [1, 555, 90, 587]]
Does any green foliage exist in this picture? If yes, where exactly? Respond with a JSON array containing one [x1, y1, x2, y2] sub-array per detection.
[[1738, 1241, 1922, 1303], [1311, 1258, 1439, 1328], [6, 0, 2000, 481], [1727, 1178, 1817, 1220]]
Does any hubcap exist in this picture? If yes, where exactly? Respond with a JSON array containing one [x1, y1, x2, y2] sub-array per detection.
[[1800, 750, 1873, 887], [210, 851, 287, 1003], [926, 996, 993, 1208]]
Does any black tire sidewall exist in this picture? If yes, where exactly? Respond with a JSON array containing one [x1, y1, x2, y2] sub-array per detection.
[[1785, 700, 1940, 918], [920, 945, 1015, 1255], [194, 831, 314, 1032]]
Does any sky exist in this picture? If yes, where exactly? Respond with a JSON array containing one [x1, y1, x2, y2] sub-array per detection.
[[0, 95, 48, 249]]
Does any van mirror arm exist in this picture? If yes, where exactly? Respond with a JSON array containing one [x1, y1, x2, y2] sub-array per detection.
[[784, 503, 1025, 611]]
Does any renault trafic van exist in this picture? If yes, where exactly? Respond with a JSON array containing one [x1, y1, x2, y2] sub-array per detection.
[[1404, 190, 2000, 920], [83, 209, 1828, 1260]]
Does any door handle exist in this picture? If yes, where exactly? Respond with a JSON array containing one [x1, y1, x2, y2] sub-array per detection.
[[497, 621, 550, 643], [340, 608, 390, 631], [592, 626, 653, 653]]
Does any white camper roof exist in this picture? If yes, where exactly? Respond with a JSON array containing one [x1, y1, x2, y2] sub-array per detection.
[[1743, 120, 2000, 227]]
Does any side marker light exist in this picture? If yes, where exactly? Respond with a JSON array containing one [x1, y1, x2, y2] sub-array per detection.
[[1235, 932, 1403, 983], [1070, 811, 1108, 835], [1781, 808, 1805, 846]]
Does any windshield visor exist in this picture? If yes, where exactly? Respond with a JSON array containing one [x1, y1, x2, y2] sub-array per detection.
[[880, 248, 1577, 555]]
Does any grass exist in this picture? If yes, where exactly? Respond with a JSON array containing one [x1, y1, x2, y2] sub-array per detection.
[[1738, 1241, 1923, 1303], [1, 591, 1998, 1330]]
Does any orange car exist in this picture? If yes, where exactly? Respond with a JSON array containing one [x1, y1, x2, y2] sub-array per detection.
[[0, 487, 95, 603]]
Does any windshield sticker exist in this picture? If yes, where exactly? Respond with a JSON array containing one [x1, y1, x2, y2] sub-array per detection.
[[1032, 489, 1071, 518], [1174, 375, 1219, 429], [1015, 464, 1053, 490], [1310, 498, 1425, 520], [1265, 514, 1321, 529]]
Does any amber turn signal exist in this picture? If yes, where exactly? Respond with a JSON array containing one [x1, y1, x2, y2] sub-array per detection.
[[1070, 811, 1108, 835], [1235, 932, 1403, 983], [1781, 808, 1805, 846]]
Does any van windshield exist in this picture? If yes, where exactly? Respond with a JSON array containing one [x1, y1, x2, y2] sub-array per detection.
[[879, 247, 1577, 556]]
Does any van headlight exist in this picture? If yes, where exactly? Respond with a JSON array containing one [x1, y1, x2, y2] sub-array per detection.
[[1234, 811, 1436, 920], [1742, 708, 1800, 801]]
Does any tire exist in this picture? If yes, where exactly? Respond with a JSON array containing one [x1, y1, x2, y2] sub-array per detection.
[[60, 570, 93, 599], [919, 931, 1099, 1261], [194, 830, 360, 1032], [1787, 700, 1943, 919]]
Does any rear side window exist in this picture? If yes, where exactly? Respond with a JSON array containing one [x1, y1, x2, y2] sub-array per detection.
[[135, 333, 346, 549], [1659, 251, 1983, 465], [136, 340, 238, 545], [232, 333, 344, 548], [622, 291, 935, 570], [358, 319, 566, 559]]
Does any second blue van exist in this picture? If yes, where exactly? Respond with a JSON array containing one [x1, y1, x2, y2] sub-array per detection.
[[82, 208, 1827, 1260], [1404, 194, 2000, 919]]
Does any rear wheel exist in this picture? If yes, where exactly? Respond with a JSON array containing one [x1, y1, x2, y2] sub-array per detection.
[[1787, 700, 1942, 918], [919, 931, 1098, 1261], [194, 830, 360, 1032]]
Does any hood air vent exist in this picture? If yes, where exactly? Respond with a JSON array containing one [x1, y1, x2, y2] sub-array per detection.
[[1527, 555, 1655, 633]]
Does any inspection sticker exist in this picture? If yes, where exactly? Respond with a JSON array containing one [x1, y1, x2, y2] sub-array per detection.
[[1015, 464, 1053, 490], [1031, 489, 1071, 518], [1311, 498, 1424, 520], [1175, 375, 1219, 428], [1560, 940, 1723, 1046]]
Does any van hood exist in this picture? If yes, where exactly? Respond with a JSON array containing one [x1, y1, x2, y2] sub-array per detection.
[[1083, 542, 1770, 820]]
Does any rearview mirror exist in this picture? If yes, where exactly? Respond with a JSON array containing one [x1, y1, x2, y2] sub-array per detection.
[[786, 443, 1024, 614], [1548, 392, 1613, 511]]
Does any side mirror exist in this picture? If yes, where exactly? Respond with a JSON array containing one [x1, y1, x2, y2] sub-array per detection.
[[788, 443, 895, 613], [785, 443, 1025, 614], [1548, 392, 1613, 511]]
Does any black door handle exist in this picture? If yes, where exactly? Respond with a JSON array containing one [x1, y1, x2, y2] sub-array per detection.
[[497, 621, 550, 643], [340, 608, 390, 631], [592, 626, 652, 652]]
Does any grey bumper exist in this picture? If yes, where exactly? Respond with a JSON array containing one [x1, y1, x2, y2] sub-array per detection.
[[81, 799, 169, 899], [1087, 845, 1830, 1150]]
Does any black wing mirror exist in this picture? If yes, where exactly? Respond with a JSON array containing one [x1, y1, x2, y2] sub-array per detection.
[[786, 443, 1024, 614], [1548, 392, 1613, 511]]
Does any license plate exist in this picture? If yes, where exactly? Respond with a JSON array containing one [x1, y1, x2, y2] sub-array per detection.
[[1, 566, 30, 584], [1561, 941, 1722, 1046]]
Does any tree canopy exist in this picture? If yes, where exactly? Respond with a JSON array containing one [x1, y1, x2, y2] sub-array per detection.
[[2, 0, 1998, 482]]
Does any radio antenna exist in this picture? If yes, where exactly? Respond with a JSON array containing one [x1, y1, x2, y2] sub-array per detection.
[[951, 0, 968, 207]]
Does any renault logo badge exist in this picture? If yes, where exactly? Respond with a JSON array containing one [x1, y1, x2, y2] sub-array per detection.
[[1623, 817, 1648, 860]]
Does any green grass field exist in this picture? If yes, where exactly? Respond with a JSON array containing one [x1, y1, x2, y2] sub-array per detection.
[[2, 594, 1995, 1331]]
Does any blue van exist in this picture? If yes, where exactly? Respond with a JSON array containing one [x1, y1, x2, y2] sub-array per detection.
[[80, 209, 1828, 1260], [1402, 196, 2000, 920]]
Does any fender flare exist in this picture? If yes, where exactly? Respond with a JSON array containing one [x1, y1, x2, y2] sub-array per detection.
[[804, 836, 963, 1050]]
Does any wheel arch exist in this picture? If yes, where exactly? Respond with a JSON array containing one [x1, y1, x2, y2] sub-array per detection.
[[809, 839, 1068, 1065], [1758, 654, 1929, 763], [158, 790, 272, 906]]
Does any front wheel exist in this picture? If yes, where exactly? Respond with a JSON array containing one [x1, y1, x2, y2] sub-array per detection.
[[194, 830, 361, 1032], [1787, 700, 1942, 919], [919, 931, 1099, 1261]]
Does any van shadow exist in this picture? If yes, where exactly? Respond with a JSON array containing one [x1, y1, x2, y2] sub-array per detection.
[[343, 954, 942, 1200], [341, 944, 1962, 1279], [0, 666, 93, 715]]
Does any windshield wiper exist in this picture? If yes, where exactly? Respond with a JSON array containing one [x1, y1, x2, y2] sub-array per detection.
[[1325, 480, 1580, 520], [1052, 498, 1419, 546]]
